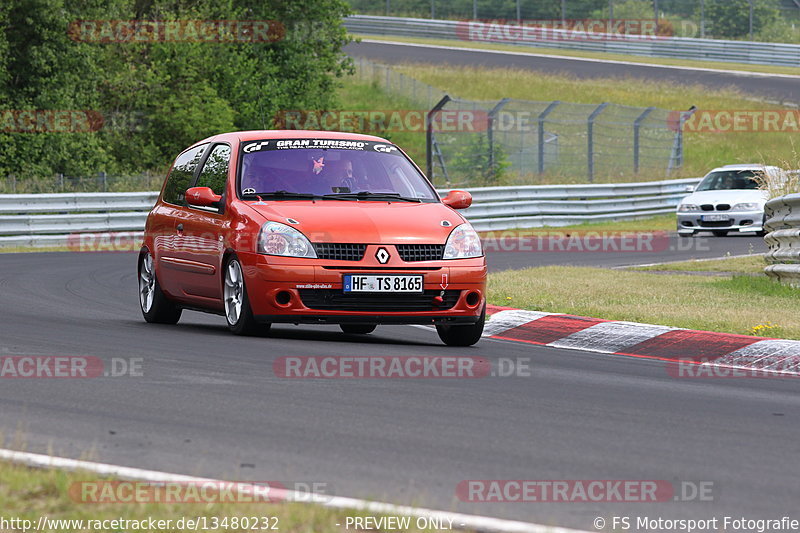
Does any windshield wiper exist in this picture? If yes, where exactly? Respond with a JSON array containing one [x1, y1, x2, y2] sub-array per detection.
[[323, 191, 423, 203], [242, 190, 352, 201]]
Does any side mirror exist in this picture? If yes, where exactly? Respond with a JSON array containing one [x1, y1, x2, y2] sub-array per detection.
[[685, 185, 695, 193], [442, 190, 472, 210], [186, 187, 222, 208]]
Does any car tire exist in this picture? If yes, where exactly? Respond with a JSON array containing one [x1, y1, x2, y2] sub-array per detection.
[[223, 257, 268, 336], [139, 251, 182, 324], [678, 232, 694, 238], [436, 304, 485, 347], [712, 230, 729, 237], [340, 324, 377, 334]]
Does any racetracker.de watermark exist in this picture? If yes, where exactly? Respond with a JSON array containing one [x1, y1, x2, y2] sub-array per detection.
[[0, 356, 142, 378], [273, 356, 534, 379], [275, 110, 489, 133], [456, 19, 666, 43], [67, 20, 284, 43], [0, 110, 104, 133], [667, 358, 800, 379], [669, 110, 800, 133], [456, 480, 715, 503], [70, 480, 332, 504], [480, 231, 711, 254]]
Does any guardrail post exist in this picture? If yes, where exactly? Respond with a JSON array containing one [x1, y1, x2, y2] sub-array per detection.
[[587, 102, 609, 183], [488, 98, 511, 177], [633, 107, 655, 174], [538, 101, 560, 174], [427, 95, 451, 179]]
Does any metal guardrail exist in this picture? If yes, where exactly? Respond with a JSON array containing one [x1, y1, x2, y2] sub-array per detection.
[[344, 15, 800, 68], [764, 193, 800, 285], [0, 179, 699, 247]]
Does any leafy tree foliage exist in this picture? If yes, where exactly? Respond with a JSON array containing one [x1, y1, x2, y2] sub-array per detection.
[[0, 0, 352, 179]]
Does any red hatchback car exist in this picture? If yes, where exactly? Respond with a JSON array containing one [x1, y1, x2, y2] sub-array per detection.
[[138, 131, 487, 346]]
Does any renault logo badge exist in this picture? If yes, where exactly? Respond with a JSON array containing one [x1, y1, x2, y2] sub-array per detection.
[[375, 247, 390, 264]]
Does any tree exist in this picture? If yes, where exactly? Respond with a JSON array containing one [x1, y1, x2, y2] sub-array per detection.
[[703, 0, 780, 39]]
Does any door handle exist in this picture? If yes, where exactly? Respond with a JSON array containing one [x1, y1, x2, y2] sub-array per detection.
[[177, 223, 184, 232]]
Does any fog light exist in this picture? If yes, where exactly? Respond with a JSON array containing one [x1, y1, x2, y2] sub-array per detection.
[[275, 291, 292, 306], [466, 291, 481, 307]]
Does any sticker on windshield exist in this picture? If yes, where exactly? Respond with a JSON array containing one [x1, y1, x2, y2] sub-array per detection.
[[241, 138, 401, 154]]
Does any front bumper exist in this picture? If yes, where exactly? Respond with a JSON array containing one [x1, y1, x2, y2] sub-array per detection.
[[238, 251, 487, 325], [677, 210, 764, 234]]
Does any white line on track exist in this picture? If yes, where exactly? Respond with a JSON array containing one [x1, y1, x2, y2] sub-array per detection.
[[616, 253, 760, 269], [359, 38, 800, 80], [0, 448, 590, 533]]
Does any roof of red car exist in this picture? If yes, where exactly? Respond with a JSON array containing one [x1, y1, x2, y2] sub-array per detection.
[[196, 130, 392, 146]]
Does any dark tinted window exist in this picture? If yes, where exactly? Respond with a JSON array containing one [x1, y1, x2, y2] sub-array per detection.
[[162, 144, 208, 205], [196, 144, 231, 196], [696, 170, 760, 191]]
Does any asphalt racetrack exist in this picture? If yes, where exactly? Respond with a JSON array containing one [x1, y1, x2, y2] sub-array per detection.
[[345, 40, 800, 104], [1, 249, 797, 530]]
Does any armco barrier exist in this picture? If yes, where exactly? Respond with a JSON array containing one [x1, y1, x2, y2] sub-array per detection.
[[344, 15, 800, 68], [0, 178, 699, 248], [764, 193, 800, 285]]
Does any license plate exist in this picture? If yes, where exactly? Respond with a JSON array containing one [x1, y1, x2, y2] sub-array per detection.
[[702, 214, 729, 222], [343, 274, 423, 293]]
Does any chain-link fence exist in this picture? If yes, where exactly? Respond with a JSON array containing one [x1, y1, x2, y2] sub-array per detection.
[[347, 0, 800, 42], [354, 57, 687, 187]]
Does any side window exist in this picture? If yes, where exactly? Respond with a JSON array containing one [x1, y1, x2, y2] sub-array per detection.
[[162, 144, 208, 205], [195, 144, 231, 196]]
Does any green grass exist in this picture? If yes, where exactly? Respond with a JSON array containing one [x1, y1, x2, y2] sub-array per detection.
[[488, 266, 800, 338], [0, 460, 455, 533], [352, 34, 800, 77], [631, 254, 766, 274], [478, 215, 676, 236], [384, 63, 798, 182]]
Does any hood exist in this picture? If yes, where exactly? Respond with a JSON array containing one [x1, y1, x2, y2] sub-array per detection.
[[680, 189, 768, 206], [241, 200, 465, 244]]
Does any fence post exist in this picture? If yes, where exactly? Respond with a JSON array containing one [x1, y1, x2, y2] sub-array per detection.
[[99, 171, 107, 192], [538, 101, 560, 174], [633, 107, 655, 174], [488, 98, 511, 177], [668, 106, 697, 175], [427, 95, 451, 179], [587, 102, 609, 183]]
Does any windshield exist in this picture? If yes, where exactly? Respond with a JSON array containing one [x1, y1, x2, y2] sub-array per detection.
[[696, 170, 760, 191], [238, 139, 438, 202]]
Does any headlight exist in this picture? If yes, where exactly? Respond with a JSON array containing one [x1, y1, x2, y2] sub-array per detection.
[[443, 223, 482, 259], [732, 202, 760, 211], [678, 204, 699, 212], [257, 222, 317, 258]]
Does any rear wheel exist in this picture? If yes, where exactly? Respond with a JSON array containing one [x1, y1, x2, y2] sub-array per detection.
[[138, 251, 182, 324], [712, 230, 729, 237], [224, 257, 268, 336], [436, 305, 485, 347], [340, 324, 377, 335]]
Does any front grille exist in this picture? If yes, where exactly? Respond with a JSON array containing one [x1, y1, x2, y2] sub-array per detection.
[[313, 243, 366, 261], [717, 204, 731, 211], [699, 220, 731, 228], [701, 204, 714, 211], [298, 289, 460, 312], [396, 244, 445, 262]]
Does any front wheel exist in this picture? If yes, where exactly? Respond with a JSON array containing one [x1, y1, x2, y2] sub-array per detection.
[[139, 251, 182, 324], [712, 230, 729, 237], [436, 305, 485, 347], [340, 324, 377, 334], [223, 257, 268, 336]]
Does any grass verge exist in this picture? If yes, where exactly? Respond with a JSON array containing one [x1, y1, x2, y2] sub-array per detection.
[[0, 460, 452, 533], [352, 34, 800, 78], [478, 215, 676, 236], [488, 266, 798, 338], [629, 255, 766, 274]]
